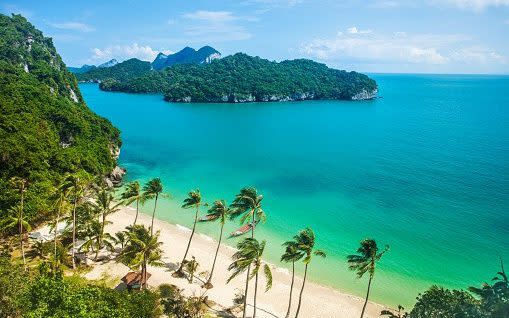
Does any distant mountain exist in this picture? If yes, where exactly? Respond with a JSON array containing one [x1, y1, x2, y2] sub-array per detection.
[[100, 53, 378, 102], [68, 64, 96, 74], [68, 58, 118, 74], [98, 59, 118, 68], [73, 46, 221, 82], [75, 58, 151, 82], [151, 46, 220, 70]]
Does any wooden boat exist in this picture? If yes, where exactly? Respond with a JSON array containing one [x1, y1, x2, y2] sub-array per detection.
[[199, 214, 219, 222], [230, 221, 259, 237]]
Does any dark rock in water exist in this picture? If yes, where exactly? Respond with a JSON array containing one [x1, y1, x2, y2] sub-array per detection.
[[107, 166, 126, 187]]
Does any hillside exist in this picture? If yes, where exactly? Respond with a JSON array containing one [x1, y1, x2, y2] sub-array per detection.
[[101, 53, 378, 102], [0, 14, 120, 221], [75, 58, 151, 82]]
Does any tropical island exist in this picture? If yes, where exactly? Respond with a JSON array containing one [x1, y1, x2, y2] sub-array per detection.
[[1, 13, 508, 318], [72, 47, 378, 103]]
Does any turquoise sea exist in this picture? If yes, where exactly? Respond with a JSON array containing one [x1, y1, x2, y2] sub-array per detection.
[[80, 74, 509, 307]]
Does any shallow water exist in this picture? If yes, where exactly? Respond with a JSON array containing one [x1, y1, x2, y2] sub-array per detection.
[[80, 73, 509, 307]]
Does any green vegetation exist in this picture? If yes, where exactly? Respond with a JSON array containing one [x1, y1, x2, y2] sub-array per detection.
[[75, 58, 151, 83], [0, 255, 161, 318], [0, 14, 120, 225], [96, 53, 377, 102]]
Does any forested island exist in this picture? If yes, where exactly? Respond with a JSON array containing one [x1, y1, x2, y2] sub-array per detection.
[[74, 50, 378, 103]]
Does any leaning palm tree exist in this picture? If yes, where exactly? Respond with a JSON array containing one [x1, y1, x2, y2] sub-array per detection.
[[174, 189, 204, 277], [293, 228, 326, 318], [230, 187, 266, 238], [227, 238, 272, 318], [142, 178, 164, 235], [121, 181, 144, 226], [348, 238, 389, 318], [281, 241, 304, 318], [63, 173, 88, 269], [118, 224, 164, 290], [9, 177, 28, 270], [203, 199, 233, 289]]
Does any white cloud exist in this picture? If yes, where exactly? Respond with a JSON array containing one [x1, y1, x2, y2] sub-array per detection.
[[90, 43, 172, 62], [49, 22, 94, 32], [183, 10, 237, 22], [347, 26, 373, 34], [181, 10, 252, 41], [450, 46, 507, 64], [300, 27, 507, 68], [431, 0, 509, 10]]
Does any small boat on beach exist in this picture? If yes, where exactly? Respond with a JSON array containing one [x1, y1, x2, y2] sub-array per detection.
[[230, 221, 259, 237], [199, 214, 219, 222]]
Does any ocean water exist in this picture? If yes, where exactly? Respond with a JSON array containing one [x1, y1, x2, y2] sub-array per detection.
[[80, 74, 509, 307]]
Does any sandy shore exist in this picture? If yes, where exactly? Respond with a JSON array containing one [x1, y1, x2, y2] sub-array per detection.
[[85, 206, 390, 318]]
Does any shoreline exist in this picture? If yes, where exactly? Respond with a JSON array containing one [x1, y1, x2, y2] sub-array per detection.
[[85, 205, 391, 318]]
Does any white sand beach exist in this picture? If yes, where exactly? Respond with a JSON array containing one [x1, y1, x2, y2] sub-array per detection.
[[85, 206, 391, 318]]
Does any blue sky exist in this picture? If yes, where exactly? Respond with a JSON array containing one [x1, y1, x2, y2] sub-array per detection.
[[3, 0, 509, 73]]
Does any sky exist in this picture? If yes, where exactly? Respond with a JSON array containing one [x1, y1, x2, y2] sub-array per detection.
[[2, 0, 509, 74]]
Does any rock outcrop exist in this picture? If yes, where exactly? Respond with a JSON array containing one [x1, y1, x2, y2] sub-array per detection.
[[351, 89, 378, 100], [105, 166, 126, 188]]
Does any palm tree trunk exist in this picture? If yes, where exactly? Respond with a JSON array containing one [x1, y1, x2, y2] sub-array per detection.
[[72, 200, 77, 270], [53, 206, 60, 272], [134, 199, 139, 225], [242, 266, 251, 318], [294, 263, 308, 318], [251, 209, 256, 238], [360, 276, 372, 318], [176, 205, 199, 274], [99, 213, 106, 250], [19, 184, 26, 270], [150, 194, 158, 235], [142, 256, 147, 290], [205, 222, 224, 288], [253, 270, 259, 318], [285, 261, 295, 318]]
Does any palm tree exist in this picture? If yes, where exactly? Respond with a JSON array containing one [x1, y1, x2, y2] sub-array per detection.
[[203, 200, 232, 289], [347, 238, 389, 318], [80, 219, 114, 261], [281, 241, 304, 318], [174, 189, 204, 277], [91, 187, 121, 255], [119, 224, 164, 289], [121, 181, 144, 226], [0, 206, 31, 268], [293, 228, 326, 318], [9, 177, 29, 270], [142, 178, 164, 235], [230, 187, 266, 239], [227, 238, 273, 318], [52, 179, 71, 270], [63, 173, 88, 269]]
